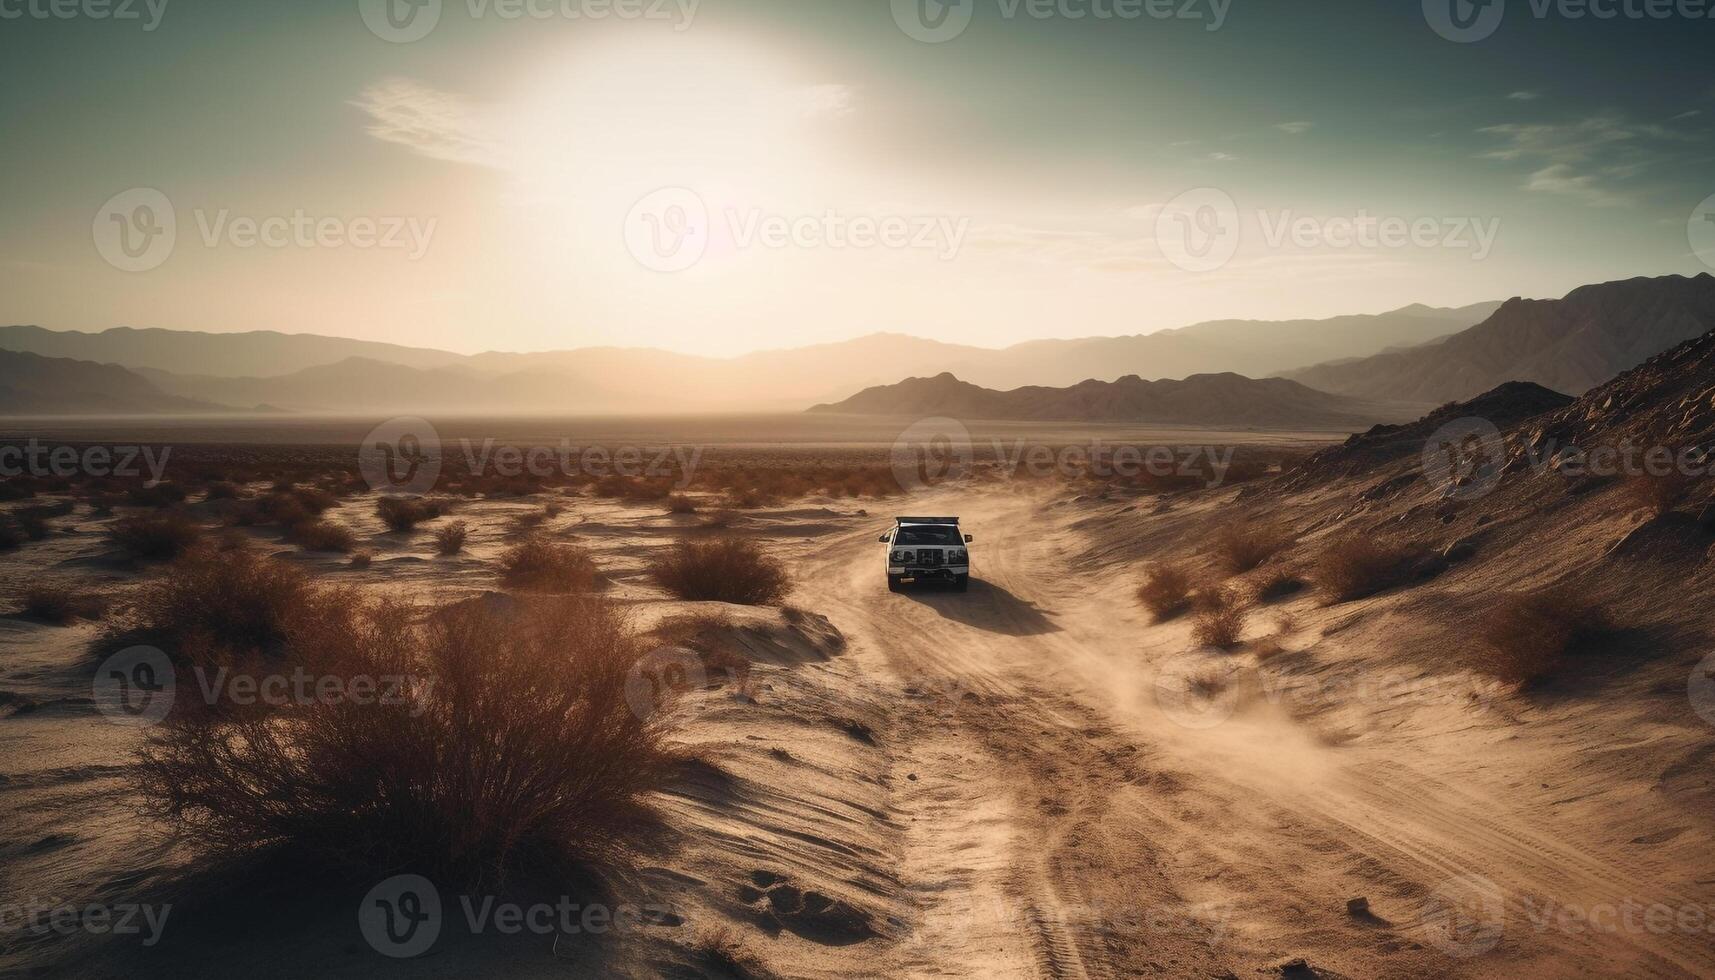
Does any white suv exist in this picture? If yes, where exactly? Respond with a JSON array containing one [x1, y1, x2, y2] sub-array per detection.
[[879, 517, 972, 592]]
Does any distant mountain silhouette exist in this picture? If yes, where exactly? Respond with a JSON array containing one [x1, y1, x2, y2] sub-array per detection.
[[0, 303, 1494, 415], [0, 325, 465, 378], [0, 350, 219, 415], [1286, 275, 1715, 403], [809, 372, 1418, 430]]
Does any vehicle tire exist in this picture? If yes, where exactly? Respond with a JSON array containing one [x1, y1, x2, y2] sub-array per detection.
[[887, 575, 902, 593], [953, 574, 968, 592]]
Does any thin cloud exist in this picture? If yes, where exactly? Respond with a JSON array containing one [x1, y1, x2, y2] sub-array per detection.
[[1476, 114, 1694, 207], [1524, 164, 1627, 207], [1275, 121, 1313, 135], [350, 78, 505, 169], [1507, 90, 1542, 101]]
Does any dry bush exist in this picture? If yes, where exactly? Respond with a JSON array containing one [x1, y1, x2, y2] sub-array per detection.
[[1191, 586, 1247, 649], [1625, 470, 1696, 517], [21, 586, 107, 625], [349, 550, 374, 570], [203, 481, 241, 501], [1136, 562, 1193, 621], [119, 546, 312, 660], [649, 538, 791, 606], [1312, 535, 1429, 603], [1479, 587, 1613, 685], [376, 496, 454, 532], [434, 521, 469, 556], [286, 520, 355, 553], [17, 501, 74, 540], [694, 925, 770, 979], [1252, 569, 1305, 603], [667, 494, 699, 515], [134, 594, 675, 888], [499, 537, 601, 593], [1212, 521, 1293, 575], [109, 512, 203, 560]]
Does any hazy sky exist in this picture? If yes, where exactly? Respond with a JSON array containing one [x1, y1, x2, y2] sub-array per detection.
[[2, 0, 1712, 356]]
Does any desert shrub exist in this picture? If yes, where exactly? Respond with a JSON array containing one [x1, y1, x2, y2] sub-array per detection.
[[666, 494, 699, 515], [134, 594, 673, 887], [286, 520, 355, 553], [498, 537, 600, 593], [726, 486, 779, 510], [1625, 470, 1696, 517], [1191, 586, 1247, 649], [21, 586, 107, 625], [1252, 569, 1305, 603], [120, 546, 312, 660], [1312, 535, 1429, 603], [1136, 562, 1193, 621], [349, 551, 374, 570], [109, 512, 203, 560], [1211, 521, 1293, 575], [0, 522, 24, 551], [434, 521, 469, 556], [649, 538, 791, 606], [542, 501, 565, 519], [203, 481, 241, 501], [1478, 587, 1613, 685], [376, 496, 453, 532]]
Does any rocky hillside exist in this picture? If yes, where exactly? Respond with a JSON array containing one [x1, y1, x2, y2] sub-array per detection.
[[1286, 274, 1715, 404]]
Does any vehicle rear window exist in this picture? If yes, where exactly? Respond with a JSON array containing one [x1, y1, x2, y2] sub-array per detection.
[[895, 526, 960, 546]]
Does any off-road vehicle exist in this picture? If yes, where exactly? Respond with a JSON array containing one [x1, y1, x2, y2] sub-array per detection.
[[879, 516, 972, 592]]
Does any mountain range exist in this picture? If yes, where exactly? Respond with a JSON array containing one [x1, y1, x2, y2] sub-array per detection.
[[808, 372, 1417, 430], [1286, 274, 1715, 402], [1, 275, 1710, 419], [0, 302, 1494, 416]]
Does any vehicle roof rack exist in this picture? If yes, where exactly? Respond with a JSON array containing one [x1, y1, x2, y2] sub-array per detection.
[[895, 516, 960, 524]]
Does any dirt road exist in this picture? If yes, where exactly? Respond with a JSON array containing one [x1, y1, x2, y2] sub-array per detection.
[[788, 485, 1715, 979]]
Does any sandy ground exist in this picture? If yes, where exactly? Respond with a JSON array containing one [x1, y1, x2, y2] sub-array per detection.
[[4, 467, 1715, 978]]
